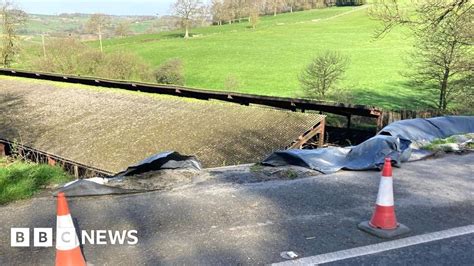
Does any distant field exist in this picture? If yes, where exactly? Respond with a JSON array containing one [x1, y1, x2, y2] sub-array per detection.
[[19, 7, 435, 110], [21, 14, 163, 42]]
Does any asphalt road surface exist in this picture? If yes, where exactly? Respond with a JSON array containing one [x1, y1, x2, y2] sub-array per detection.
[[0, 153, 473, 265]]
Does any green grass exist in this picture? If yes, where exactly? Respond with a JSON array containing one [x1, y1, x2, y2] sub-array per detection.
[[97, 7, 429, 109], [0, 159, 71, 205], [19, 6, 435, 110]]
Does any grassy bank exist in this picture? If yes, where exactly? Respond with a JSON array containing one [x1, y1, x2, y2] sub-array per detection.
[[0, 157, 71, 205]]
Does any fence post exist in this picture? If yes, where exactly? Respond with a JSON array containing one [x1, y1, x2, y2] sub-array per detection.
[[0, 143, 5, 157], [74, 165, 79, 178], [346, 114, 352, 129]]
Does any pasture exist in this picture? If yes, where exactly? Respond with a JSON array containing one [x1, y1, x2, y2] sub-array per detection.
[[96, 6, 430, 109]]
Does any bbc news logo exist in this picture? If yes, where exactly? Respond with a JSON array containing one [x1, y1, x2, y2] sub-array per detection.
[[11, 228, 138, 247]]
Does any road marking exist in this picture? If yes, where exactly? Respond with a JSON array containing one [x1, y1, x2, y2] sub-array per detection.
[[273, 224, 474, 265]]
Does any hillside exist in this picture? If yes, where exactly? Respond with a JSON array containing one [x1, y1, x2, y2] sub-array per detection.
[[21, 13, 178, 41], [20, 6, 433, 110], [96, 6, 427, 109]]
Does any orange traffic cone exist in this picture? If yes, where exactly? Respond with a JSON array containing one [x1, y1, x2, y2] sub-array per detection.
[[55, 192, 86, 266], [358, 157, 410, 238]]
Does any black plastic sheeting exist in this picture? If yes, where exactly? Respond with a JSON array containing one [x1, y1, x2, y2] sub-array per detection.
[[113, 151, 202, 178], [262, 116, 474, 174], [54, 151, 201, 197]]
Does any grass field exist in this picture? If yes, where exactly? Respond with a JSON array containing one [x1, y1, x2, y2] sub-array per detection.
[[18, 6, 435, 110], [0, 157, 71, 204], [93, 6, 431, 110]]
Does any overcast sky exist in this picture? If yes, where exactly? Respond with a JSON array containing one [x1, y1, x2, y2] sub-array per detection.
[[16, 0, 175, 16]]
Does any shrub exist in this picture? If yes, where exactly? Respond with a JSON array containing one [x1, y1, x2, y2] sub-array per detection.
[[32, 38, 96, 75], [96, 51, 153, 81], [31, 38, 153, 82], [336, 0, 366, 6], [154, 59, 185, 85]]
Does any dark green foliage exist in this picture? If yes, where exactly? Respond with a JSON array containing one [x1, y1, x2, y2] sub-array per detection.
[[154, 58, 185, 85], [336, 0, 366, 6]]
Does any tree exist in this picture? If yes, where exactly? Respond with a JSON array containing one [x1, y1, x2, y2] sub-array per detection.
[[114, 21, 131, 38], [222, 0, 236, 24], [85, 13, 110, 52], [211, 0, 225, 25], [368, 0, 471, 38], [286, 0, 296, 12], [369, 0, 473, 111], [171, 0, 203, 38], [0, 0, 26, 67], [299, 51, 349, 100], [269, 0, 285, 16], [233, 0, 249, 22], [249, 5, 260, 28], [407, 5, 472, 111]]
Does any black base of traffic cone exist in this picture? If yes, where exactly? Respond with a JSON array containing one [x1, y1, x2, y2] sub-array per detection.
[[358, 221, 411, 239]]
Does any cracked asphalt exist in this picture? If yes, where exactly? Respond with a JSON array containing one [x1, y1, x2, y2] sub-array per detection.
[[0, 153, 472, 265]]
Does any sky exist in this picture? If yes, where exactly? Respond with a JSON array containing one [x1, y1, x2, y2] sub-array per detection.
[[15, 0, 175, 16]]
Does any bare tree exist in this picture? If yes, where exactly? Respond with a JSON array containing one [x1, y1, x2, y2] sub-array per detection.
[[369, 0, 473, 111], [368, 0, 471, 38], [269, 0, 285, 16], [86, 13, 110, 52], [249, 4, 260, 28], [287, 0, 296, 12], [172, 0, 203, 38], [211, 0, 225, 25], [223, 0, 236, 24], [299, 51, 349, 100], [233, 0, 249, 22], [114, 21, 132, 38], [407, 4, 472, 111], [0, 0, 26, 67]]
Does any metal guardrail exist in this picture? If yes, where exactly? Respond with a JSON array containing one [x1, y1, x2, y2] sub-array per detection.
[[0, 138, 113, 178], [0, 68, 382, 118]]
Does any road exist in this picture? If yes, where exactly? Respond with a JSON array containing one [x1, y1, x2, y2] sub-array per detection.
[[0, 153, 473, 265]]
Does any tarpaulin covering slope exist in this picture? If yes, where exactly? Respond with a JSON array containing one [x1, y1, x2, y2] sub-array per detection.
[[262, 116, 474, 174]]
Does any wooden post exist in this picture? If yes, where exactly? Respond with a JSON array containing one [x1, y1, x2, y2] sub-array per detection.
[[74, 165, 79, 178], [346, 114, 352, 129], [289, 117, 326, 149], [47, 156, 56, 166], [376, 112, 384, 132], [41, 34, 46, 57], [0, 143, 5, 157], [318, 118, 325, 147]]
